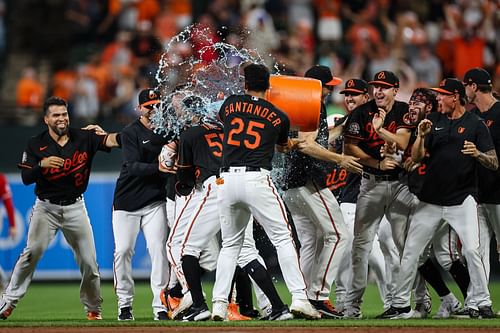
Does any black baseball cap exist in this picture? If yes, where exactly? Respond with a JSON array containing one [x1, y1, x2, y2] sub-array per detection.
[[138, 88, 160, 108], [340, 78, 369, 94], [369, 70, 399, 88], [305, 65, 342, 86], [431, 78, 466, 99], [463, 68, 492, 86]]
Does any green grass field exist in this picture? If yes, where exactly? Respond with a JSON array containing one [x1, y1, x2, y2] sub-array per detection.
[[1, 280, 500, 327]]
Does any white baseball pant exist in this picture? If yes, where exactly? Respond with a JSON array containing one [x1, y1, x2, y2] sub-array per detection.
[[212, 167, 308, 304], [392, 195, 491, 309], [3, 198, 102, 312], [112, 201, 169, 316], [477, 203, 500, 280], [283, 181, 349, 301], [336, 202, 389, 308]]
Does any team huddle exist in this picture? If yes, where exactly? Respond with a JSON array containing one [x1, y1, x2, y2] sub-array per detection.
[[0, 62, 499, 322]]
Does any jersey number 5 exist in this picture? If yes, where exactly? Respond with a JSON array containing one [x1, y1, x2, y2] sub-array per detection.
[[204, 133, 223, 157], [227, 118, 264, 150]]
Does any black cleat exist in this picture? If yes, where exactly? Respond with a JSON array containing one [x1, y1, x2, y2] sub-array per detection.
[[375, 306, 411, 319], [260, 305, 293, 321], [309, 299, 344, 319], [156, 311, 169, 320], [118, 306, 134, 321], [478, 306, 496, 319], [182, 304, 211, 321]]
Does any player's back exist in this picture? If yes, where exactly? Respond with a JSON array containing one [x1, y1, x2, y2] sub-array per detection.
[[218, 94, 290, 170]]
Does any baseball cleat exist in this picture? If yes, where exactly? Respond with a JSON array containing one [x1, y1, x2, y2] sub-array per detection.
[[86, 311, 102, 320], [260, 305, 293, 321], [476, 306, 496, 319], [155, 311, 169, 320], [181, 304, 211, 322], [434, 294, 461, 319], [117, 306, 134, 321], [450, 307, 470, 319], [211, 300, 228, 321], [413, 299, 432, 318], [227, 303, 251, 321], [309, 299, 344, 319], [290, 299, 321, 320], [0, 300, 14, 320], [343, 305, 362, 319], [375, 306, 411, 319], [172, 291, 193, 320]]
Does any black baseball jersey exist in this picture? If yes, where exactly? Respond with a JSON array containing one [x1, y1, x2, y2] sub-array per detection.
[[405, 130, 428, 196], [472, 102, 500, 204], [176, 122, 223, 187], [219, 94, 290, 170], [418, 111, 494, 206], [344, 100, 414, 176], [283, 103, 335, 189], [114, 119, 168, 211], [18, 128, 110, 201]]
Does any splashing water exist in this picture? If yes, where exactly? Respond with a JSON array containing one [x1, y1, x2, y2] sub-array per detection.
[[151, 24, 266, 138]]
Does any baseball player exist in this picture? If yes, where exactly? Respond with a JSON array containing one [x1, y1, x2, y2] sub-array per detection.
[[169, 113, 292, 321], [0, 173, 17, 291], [342, 71, 415, 319], [325, 79, 397, 312], [388, 78, 497, 319], [397, 88, 467, 319], [211, 63, 320, 320], [282, 66, 361, 318], [112, 88, 171, 321], [0, 96, 120, 320], [464, 68, 500, 280]]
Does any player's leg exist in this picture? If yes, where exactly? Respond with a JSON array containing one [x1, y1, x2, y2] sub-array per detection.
[[376, 218, 399, 309], [60, 200, 102, 315], [387, 201, 441, 318], [345, 178, 387, 316], [336, 202, 356, 311], [477, 204, 494, 279], [112, 208, 141, 313], [445, 196, 493, 317], [368, 232, 387, 308], [141, 201, 169, 319], [482, 203, 500, 265], [246, 171, 318, 319], [282, 186, 318, 288], [1, 200, 60, 312]]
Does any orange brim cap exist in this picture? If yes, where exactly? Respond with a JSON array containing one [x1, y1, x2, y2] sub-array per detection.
[[326, 76, 343, 86]]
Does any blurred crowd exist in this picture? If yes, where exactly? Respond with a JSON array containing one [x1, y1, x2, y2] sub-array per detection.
[[11, 0, 500, 125]]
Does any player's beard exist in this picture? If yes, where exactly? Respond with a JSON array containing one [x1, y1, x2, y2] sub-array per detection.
[[50, 123, 69, 137]]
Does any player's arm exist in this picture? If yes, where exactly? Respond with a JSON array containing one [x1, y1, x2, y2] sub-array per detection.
[[122, 130, 161, 176], [461, 121, 498, 170], [297, 135, 363, 173], [0, 175, 16, 238], [372, 109, 412, 150], [82, 124, 121, 148], [173, 130, 195, 195], [411, 119, 432, 163]]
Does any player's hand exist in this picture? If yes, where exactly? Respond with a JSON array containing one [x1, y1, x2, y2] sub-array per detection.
[[417, 119, 432, 138], [380, 157, 399, 171], [39, 156, 65, 168], [380, 142, 397, 158], [372, 108, 386, 132], [158, 155, 177, 174], [461, 140, 479, 157], [339, 155, 363, 174], [159, 141, 178, 169], [82, 124, 107, 135], [403, 157, 420, 172], [8, 226, 17, 239]]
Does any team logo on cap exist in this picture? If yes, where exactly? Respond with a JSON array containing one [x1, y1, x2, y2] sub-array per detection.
[[377, 72, 386, 80], [347, 80, 354, 87], [439, 79, 446, 87], [149, 90, 157, 99]]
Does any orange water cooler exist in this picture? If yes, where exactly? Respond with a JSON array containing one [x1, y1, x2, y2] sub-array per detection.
[[265, 75, 322, 132]]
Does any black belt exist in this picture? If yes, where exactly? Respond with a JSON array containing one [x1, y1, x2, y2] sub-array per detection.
[[220, 166, 267, 173], [42, 196, 82, 206], [362, 173, 398, 182]]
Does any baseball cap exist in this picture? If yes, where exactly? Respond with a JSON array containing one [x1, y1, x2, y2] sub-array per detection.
[[431, 78, 466, 99], [305, 65, 342, 87], [138, 88, 160, 108], [369, 70, 399, 88], [340, 79, 369, 94], [463, 68, 492, 86]]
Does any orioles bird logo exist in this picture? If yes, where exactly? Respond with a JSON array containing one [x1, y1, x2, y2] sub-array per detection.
[[377, 72, 386, 80], [458, 127, 465, 134], [347, 80, 354, 87], [486, 120, 494, 127], [149, 90, 157, 99], [439, 79, 446, 87]]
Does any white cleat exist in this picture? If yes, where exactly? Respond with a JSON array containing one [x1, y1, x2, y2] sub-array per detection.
[[211, 300, 228, 321], [290, 299, 321, 320], [433, 294, 461, 319], [172, 291, 193, 320]]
